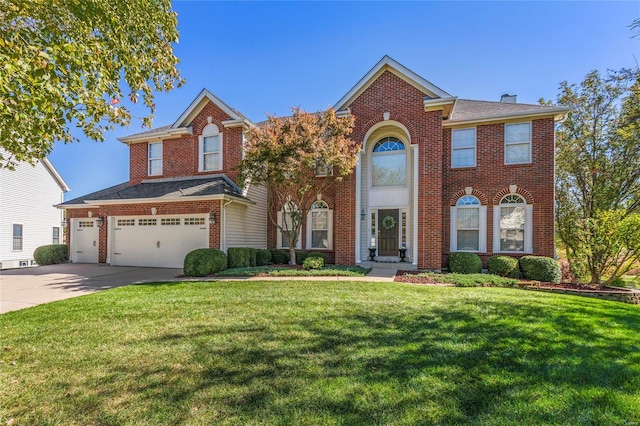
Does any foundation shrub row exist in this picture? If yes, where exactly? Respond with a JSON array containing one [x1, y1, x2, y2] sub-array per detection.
[[449, 253, 561, 283]]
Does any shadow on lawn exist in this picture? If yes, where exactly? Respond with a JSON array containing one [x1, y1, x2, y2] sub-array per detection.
[[76, 289, 640, 424]]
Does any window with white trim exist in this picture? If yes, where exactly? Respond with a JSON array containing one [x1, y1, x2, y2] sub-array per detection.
[[199, 123, 222, 171], [307, 201, 333, 249], [314, 159, 333, 177], [505, 123, 531, 164], [52, 227, 60, 244], [371, 137, 406, 187], [148, 142, 163, 176], [12, 223, 23, 251], [450, 195, 487, 252], [451, 128, 476, 168], [277, 202, 301, 249], [493, 194, 533, 253]]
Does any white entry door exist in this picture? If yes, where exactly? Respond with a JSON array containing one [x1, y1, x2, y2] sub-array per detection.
[[110, 215, 208, 268], [71, 219, 99, 263]]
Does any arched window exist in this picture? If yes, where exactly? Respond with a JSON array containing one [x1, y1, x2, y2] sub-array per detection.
[[198, 123, 223, 171], [277, 202, 301, 249], [371, 137, 406, 187], [307, 201, 333, 249], [450, 195, 487, 252], [496, 194, 528, 252]]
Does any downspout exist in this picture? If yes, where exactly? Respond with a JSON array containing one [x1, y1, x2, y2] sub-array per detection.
[[222, 199, 233, 252]]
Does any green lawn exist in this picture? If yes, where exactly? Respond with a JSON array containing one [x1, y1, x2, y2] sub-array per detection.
[[1, 281, 640, 425], [215, 265, 370, 277]]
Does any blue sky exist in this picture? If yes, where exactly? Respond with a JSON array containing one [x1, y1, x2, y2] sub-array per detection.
[[49, 1, 639, 201]]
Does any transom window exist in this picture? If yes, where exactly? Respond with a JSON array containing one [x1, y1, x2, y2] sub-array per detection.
[[499, 195, 526, 251], [308, 201, 332, 249], [148, 142, 163, 176], [199, 123, 223, 171], [452, 128, 476, 168], [372, 137, 406, 187], [505, 123, 531, 164]]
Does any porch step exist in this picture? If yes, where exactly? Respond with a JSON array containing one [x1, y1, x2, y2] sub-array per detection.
[[359, 261, 417, 271]]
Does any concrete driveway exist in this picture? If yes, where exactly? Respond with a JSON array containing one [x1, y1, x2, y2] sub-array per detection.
[[0, 263, 182, 314]]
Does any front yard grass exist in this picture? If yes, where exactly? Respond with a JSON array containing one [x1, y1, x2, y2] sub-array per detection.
[[215, 265, 370, 277], [2, 281, 640, 424]]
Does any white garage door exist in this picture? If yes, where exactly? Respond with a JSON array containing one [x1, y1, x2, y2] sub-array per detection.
[[111, 215, 208, 268], [71, 219, 99, 263]]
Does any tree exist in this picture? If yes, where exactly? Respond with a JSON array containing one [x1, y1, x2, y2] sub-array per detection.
[[0, 0, 183, 169], [555, 70, 640, 285], [237, 107, 359, 265]]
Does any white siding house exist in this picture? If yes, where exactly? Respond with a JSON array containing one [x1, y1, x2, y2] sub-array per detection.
[[0, 157, 69, 269]]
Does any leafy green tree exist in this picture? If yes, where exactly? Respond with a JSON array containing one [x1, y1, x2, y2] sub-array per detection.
[[237, 108, 359, 265], [0, 0, 183, 169], [555, 70, 640, 284]]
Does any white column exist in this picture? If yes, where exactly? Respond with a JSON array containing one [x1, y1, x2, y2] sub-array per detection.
[[355, 152, 362, 263], [412, 144, 419, 265]]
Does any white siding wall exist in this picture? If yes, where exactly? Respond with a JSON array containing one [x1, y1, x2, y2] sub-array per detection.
[[0, 160, 65, 268], [223, 184, 268, 249]]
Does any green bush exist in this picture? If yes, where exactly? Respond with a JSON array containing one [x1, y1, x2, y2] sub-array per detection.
[[307, 252, 328, 263], [519, 256, 561, 283], [270, 249, 290, 264], [295, 250, 309, 264], [183, 249, 227, 277], [227, 247, 258, 268], [303, 257, 324, 270], [448, 252, 483, 274], [487, 255, 521, 278], [256, 249, 272, 266], [33, 244, 67, 265]]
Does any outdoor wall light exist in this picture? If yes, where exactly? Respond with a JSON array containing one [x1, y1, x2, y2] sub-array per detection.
[[95, 216, 105, 227], [361, 209, 366, 221], [209, 212, 217, 225], [61, 219, 68, 228]]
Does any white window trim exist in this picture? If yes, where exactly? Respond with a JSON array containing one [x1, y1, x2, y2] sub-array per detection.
[[504, 122, 532, 165], [52, 226, 60, 244], [451, 128, 476, 168], [148, 142, 163, 176], [450, 205, 487, 253], [306, 206, 333, 250], [493, 202, 533, 254], [314, 159, 334, 177], [198, 123, 223, 172], [370, 138, 408, 188], [12, 223, 23, 252], [277, 210, 302, 249]]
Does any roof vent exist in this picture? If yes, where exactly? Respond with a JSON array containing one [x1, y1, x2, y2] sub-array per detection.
[[500, 94, 517, 103]]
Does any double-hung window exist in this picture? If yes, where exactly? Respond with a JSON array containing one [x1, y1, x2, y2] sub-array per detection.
[[12, 224, 23, 251], [278, 202, 301, 249], [505, 123, 531, 164], [450, 196, 487, 252], [493, 194, 532, 253], [451, 128, 476, 168], [52, 227, 60, 244], [307, 201, 332, 249], [199, 123, 223, 171], [148, 142, 163, 176]]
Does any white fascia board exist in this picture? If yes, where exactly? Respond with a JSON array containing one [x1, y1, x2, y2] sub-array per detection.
[[333, 56, 452, 111], [81, 194, 255, 206], [222, 118, 253, 129], [443, 108, 571, 127], [117, 127, 190, 144], [172, 89, 253, 129], [55, 203, 89, 209], [42, 158, 70, 192]]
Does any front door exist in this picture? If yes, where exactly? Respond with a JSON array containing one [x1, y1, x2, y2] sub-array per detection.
[[378, 209, 399, 256]]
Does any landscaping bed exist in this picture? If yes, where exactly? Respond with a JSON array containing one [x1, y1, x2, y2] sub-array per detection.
[[214, 264, 370, 277]]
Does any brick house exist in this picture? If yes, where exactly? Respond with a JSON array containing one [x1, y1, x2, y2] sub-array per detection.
[[59, 56, 568, 270]]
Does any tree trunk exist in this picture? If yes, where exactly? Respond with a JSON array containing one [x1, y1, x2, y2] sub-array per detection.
[[289, 247, 297, 266]]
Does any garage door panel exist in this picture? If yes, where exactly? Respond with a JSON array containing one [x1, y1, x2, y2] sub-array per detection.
[[111, 216, 208, 268]]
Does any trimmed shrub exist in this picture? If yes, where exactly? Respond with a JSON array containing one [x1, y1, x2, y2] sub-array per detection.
[[256, 249, 272, 266], [303, 256, 324, 270], [295, 250, 309, 264], [183, 248, 227, 277], [519, 256, 561, 283], [33, 244, 67, 265], [270, 249, 290, 265], [448, 252, 482, 274], [487, 255, 521, 278], [307, 252, 328, 263], [227, 247, 258, 268]]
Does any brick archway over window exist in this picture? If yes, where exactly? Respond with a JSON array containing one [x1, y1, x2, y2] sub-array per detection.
[[356, 114, 418, 147], [449, 188, 488, 206], [493, 187, 534, 205]]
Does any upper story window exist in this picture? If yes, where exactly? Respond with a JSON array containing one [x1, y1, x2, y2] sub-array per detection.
[[372, 137, 406, 187], [307, 200, 333, 250], [505, 123, 531, 164], [451, 128, 476, 168], [314, 159, 333, 177], [199, 123, 223, 172], [148, 142, 163, 176]]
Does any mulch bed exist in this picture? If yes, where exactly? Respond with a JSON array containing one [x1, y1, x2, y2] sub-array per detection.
[[394, 271, 632, 292]]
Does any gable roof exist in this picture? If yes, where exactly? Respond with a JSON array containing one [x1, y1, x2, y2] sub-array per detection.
[[58, 175, 251, 208], [445, 99, 570, 126], [333, 56, 452, 111], [172, 88, 252, 129], [42, 158, 70, 192]]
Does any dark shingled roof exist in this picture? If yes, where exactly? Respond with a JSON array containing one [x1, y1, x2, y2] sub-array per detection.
[[122, 124, 173, 139], [450, 99, 562, 121], [60, 175, 247, 206]]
